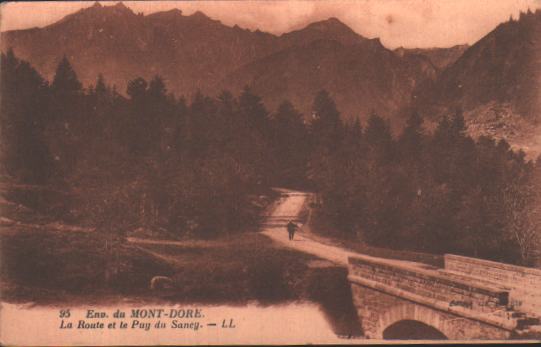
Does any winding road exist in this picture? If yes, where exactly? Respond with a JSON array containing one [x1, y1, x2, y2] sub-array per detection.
[[127, 188, 431, 271], [261, 189, 432, 270]]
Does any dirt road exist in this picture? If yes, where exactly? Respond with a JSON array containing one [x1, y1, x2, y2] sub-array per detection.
[[127, 188, 427, 270], [262, 190, 429, 269]]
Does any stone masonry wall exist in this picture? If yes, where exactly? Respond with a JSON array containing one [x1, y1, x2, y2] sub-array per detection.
[[350, 283, 510, 340], [444, 254, 541, 314], [349, 256, 509, 314], [444, 254, 541, 288]]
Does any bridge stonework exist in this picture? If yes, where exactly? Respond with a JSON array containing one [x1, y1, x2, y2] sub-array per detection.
[[350, 282, 509, 339], [347, 254, 541, 340], [444, 254, 541, 314]]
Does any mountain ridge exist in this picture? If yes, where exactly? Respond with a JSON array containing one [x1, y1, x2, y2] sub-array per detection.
[[394, 44, 469, 71], [413, 9, 541, 157], [1, 2, 442, 121]]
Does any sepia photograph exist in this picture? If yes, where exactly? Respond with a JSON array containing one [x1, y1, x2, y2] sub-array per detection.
[[0, 0, 541, 344]]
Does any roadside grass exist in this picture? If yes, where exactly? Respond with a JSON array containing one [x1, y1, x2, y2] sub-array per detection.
[[0, 226, 174, 303], [0, 189, 363, 335], [0, 188, 315, 306], [0, 225, 362, 335], [137, 233, 315, 305], [0, 227, 345, 306]]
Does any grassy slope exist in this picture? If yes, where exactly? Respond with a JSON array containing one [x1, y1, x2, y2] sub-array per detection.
[[1, 225, 306, 303], [0, 227, 361, 335]]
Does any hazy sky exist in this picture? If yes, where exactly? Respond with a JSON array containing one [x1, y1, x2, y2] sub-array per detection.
[[2, 0, 541, 48]]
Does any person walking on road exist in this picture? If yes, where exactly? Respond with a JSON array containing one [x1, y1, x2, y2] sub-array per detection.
[[287, 220, 298, 240]]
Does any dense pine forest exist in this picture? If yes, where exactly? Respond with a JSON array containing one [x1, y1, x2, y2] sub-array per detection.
[[1, 50, 540, 266]]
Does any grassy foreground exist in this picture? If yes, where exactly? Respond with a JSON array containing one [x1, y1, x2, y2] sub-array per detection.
[[1, 225, 358, 330], [1, 227, 303, 303]]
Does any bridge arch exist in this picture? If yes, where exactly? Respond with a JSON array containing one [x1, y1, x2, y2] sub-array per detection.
[[375, 304, 450, 340], [383, 320, 448, 340]]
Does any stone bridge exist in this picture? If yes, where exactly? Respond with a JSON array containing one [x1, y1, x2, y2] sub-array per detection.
[[348, 253, 541, 340], [262, 190, 541, 340]]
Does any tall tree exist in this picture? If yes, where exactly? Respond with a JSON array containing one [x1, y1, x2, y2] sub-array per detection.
[[236, 87, 272, 185], [0, 50, 53, 184], [503, 166, 541, 265], [94, 74, 108, 97], [270, 100, 309, 185], [310, 90, 342, 150], [399, 110, 425, 162], [126, 77, 148, 101], [147, 75, 167, 101], [51, 55, 82, 95], [238, 86, 269, 136], [364, 112, 394, 164]]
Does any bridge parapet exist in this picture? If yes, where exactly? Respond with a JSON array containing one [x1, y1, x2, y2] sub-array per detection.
[[444, 254, 541, 289], [347, 255, 531, 333], [349, 256, 509, 312], [444, 254, 541, 315]]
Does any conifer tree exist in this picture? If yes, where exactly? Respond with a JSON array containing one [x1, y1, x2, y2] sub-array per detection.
[[0, 50, 53, 183], [399, 110, 425, 161], [51, 55, 82, 94], [310, 90, 342, 150], [365, 112, 394, 163], [271, 100, 308, 185]]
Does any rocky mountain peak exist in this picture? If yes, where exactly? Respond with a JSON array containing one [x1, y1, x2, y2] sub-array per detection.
[[191, 10, 210, 19], [281, 16, 367, 47], [307, 17, 350, 30], [304, 17, 365, 39], [79, 1, 135, 17]]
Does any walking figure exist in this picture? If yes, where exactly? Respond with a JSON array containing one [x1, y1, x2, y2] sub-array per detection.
[[287, 220, 298, 241]]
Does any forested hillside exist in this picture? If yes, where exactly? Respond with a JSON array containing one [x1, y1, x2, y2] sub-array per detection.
[[1, 50, 540, 265], [0, 50, 290, 237]]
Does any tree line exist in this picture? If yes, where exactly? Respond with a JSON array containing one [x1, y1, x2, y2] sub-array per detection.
[[1, 50, 540, 265], [0, 50, 309, 237], [308, 93, 541, 265]]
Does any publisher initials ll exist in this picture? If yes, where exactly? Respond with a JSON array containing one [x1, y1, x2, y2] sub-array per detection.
[[222, 319, 235, 328]]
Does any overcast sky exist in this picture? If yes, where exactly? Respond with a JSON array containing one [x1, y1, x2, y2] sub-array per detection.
[[2, 0, 541, 48]]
